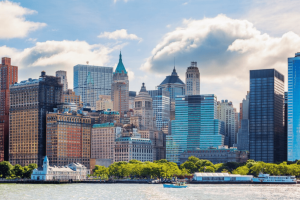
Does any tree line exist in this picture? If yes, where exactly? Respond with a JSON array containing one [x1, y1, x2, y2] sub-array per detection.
[[0, 161, 37, 179], [91, 159, 189, 179], [91, 157, 300, 179], [180, 156, 300, 176]]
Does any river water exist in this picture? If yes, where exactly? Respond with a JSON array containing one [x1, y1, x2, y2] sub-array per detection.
[[0, 183, 300, 200]]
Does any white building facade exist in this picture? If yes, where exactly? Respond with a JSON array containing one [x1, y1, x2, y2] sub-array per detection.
[[31, 156, 89, 181]]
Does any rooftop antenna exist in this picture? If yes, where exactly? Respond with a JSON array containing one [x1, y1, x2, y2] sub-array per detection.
[[174, 57, 175, 70]]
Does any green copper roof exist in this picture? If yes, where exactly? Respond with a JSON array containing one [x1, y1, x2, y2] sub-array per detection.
[[114, 52, 127, 74]]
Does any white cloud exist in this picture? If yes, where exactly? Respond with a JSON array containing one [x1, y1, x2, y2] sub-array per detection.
[[182, 2, 188, 5], [0, 0, 46, 39], [113, 0, 129, 3], [0, 40, 126, 88], [98, 29, 142, 42], [142, 14, 300, 107], [246, 0, 300, 35], [166, 24, 171, 28]]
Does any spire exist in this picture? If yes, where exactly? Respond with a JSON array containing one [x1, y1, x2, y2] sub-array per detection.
[[115, 51, 127, 74], [140, 82, 147, 92], [171, 67, 178, 76]]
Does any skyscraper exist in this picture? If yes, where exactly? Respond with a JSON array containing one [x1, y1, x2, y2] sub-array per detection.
[[185, 61, 200, 95], [56, 70, 68, 91], [217, 100, 238, 147], [0, 57, 18, 161], [166, 95, 224, 164], [237, 92, 250, 151], [288, 52, 300, 161], [9, 71, 63, 167], [74, 64, 113, 108], [148, 89, 170, 133], [249, 69, 286, 163], [134, 83, 154, 131], [111, 52, 129, 117]]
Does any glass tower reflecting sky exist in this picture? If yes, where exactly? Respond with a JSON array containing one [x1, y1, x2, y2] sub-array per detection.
[[249, 69, 285, 163], [73, 65, 113, 108], [288, 53, 300, 161], [166, 94, 224, 164]]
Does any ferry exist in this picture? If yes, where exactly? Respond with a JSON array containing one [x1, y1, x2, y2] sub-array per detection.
[[163, 181, 188, 188], [252, 173, 297, 184]]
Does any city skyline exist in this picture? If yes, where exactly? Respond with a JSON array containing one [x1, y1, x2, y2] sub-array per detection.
[[1, 0, 300, 107]]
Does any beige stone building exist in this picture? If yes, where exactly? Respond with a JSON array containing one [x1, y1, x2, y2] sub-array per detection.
[[96, 95, 113, 111], [91, 123, 121, 167]]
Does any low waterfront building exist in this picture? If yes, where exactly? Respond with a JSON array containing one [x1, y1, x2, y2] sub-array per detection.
[[115, 128, 153, 162], [179, 146, 248, 164], [193, 173, 253, 182], [31, 156, 89, 181]]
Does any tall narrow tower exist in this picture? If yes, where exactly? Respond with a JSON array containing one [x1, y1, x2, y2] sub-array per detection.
[[56, 70, 68, 91], [134, 83, 154, 130], [185, 61, 200, 95], [111, 52, 129, 117], [0, 57, 18, 161]]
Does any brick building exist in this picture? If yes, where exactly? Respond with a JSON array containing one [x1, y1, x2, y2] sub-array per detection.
[[0, 57, 18, 161], [46, 111, 91, 168]]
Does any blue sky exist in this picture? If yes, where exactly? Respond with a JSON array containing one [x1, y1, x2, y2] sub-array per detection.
[[1, 0, 300, 107]]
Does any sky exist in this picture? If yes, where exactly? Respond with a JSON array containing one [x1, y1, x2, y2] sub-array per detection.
[[1, 0, 300, 108]]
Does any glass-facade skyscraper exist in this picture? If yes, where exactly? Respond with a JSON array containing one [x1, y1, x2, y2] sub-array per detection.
[[73, 65, 113, 108], [288, 52, 300, 161], [166, 95, 224, 164], [249, 69, 286, 163], [148, 89, 170, 132]]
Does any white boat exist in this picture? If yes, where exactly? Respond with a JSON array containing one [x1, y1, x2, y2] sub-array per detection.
[[252, 173, 297, 184]]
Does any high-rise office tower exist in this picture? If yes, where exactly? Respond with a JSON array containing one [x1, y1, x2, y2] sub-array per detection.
[[46, 111, 91, 168], [237, 92, 250, 151], [0, 57, 18, 161], [9, 71, 63, 167], [56, 70, 68, 91], [217, 100, 238, 147], [166, 95, 224, 164], [158, 67, 185, 101], [249, 69, 286, 163], [185, 62, 200, 95], [134, 83, 154, 131], [148, 89, 170, 133], [74, 64, 113, 108], [111, 52, 129, 117], [288, 52, 300, 161]]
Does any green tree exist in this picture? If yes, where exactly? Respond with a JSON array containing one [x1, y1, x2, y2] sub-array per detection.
[[187, 156, 200, 164], [12, 164, 24, 178], [0, 161, 13, 178], [180, 161, 197, 173], [93, 165, 109, 179], [199, 166, 215, 172], [232, 166, 249, 175]]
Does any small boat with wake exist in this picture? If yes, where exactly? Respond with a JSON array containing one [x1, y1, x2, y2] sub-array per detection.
[[163, 181, 188, 188]]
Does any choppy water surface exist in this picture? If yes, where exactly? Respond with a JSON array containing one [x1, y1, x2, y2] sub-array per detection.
[[0, 183, 300, 200]]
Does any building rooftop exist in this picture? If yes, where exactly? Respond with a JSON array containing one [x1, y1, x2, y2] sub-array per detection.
[[114, 52, 127, 74], [194, 173, 253, 177], [159, 67, 185, 85]]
